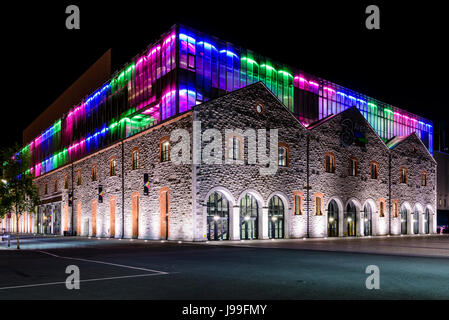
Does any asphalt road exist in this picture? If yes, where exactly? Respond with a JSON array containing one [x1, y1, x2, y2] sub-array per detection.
[[0, 235, 448, 299]]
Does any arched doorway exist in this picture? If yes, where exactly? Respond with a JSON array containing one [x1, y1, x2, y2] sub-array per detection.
[[328, 200, 339, 237], [413, 208, 419, 234], [424, 208, 430, 234], [240, 194, 258, 240], [345, 202, 357, 237], [268, 196, 285, 239], [400, 205, 408, 235], [206, 192, 229, 241], [363, 203, 373, 236]]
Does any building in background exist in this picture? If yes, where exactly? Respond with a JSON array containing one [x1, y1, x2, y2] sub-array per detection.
[[3, 25, 437, 240], [434, 119, 449, 229]]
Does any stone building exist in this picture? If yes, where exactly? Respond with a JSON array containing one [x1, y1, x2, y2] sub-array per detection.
[[2, 83, 437, 239]]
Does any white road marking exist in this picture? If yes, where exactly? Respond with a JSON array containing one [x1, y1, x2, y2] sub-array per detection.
[[35, 250, 168, 274], [0, 273, 167, 290]]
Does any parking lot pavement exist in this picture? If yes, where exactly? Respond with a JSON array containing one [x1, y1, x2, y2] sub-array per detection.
[[1, 235, 448, 299], [203, 234, 449, 258]]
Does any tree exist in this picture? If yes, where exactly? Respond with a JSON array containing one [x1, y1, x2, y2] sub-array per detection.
[[0, 144, 40, 249]]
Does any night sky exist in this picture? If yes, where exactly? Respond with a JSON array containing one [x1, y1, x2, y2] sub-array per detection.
[[2, 1, 448, 149]]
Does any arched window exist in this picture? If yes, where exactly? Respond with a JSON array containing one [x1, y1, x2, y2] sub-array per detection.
[[268, 196, 285, 239], [109, 157, 117, 176], [227, 134, 243, 161], [278, 142, 289, 167], [76, 170, 82, 186], [64, 174, 69, 189], [160, 137, 170, 163], [363, 203, 372, 236], [324, 152, 335, 173], [379, 199, 385, 217], [424, 208, 430, 234], [240, 194, 258, 240], [345, 202, 357, 237], [91, 164, 97, 181], [206, 192, 229, 241], [293, 191, 303, 215], [132, 148, 140, 170], [314, 193, 324, 216], [370, 161, 378, 179], [348, 157, 358, 176], [400, 167, 407, 184], [421, 171, 427, 186], [392, 199, 399, 218]]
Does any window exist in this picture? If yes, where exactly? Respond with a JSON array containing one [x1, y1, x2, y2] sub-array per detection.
[[91, 165, 97, 181], [278, 143, 289, 167], [314, 193, 324, 216], [392, 199, 399, 218], [188, 53, 195, 69], [293, 192, 303, 215], [44, 183, 48, 194], [349, 158, 358, 176], [400, 167, 407, 184], [53, 180, 58, 193], [64, 174, 69, 189], [379, 199, 385, 217], [109, 158, 117, 176], [161, 140, 170, 162], [132, 149, 139, 170], [227, 135, 243, 161], [76, 170, 82, 186], [370, 161, 378, 179], [421, 171, 427, 186], [255, 103, 265, 114], [324, 152, 335, 173]]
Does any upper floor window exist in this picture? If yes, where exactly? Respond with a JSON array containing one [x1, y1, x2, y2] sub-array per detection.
[[110, 158, 117, 176], [293, 192, 303, 215], [188, 53, 195, 69], [44, 183, 48, 194], [278, 143, 289, 167], [400, 167, 407, 184], [324, 152, 335, 173], [53, 180, 58, 193], [379, 199, 385, 217], [314, 193, 324, 216], [64, 174, 69, 189], [76, 170, 82, 186], [421, 171, 427, 186], [91, 165, 97, 181], [161, 140, 170, 163], [349, 158, 358, 176], [370, 161, 378, 179], [132, 149, 140, 170], [227, 135, 243, 161], [392, 199, 399, 218]]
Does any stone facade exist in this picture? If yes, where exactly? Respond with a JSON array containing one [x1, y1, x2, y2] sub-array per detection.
[[3, 83, 437, 240]]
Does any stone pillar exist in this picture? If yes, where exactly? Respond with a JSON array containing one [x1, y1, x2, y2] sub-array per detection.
[[260, 207, 269, 240], [230, 206, 240, 240]]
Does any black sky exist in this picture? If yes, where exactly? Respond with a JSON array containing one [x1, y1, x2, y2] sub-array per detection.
[[2, 1, 448, 149]]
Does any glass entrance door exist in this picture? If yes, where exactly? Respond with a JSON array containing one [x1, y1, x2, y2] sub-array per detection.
[[345, 203, 357, 237], [240, 194, 258, 240], [401, 207, 408, 235], [413, 209, 419, 234], [363, 203, 372, 236], [206, 192, 229, 241], [328, 200, 339, 237], [268, 196, 284, 239], [424, 209, 430, 234]]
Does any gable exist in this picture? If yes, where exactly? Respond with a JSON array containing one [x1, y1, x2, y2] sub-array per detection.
[[391, 132, 436, 164], [309, 106, 389, 152]]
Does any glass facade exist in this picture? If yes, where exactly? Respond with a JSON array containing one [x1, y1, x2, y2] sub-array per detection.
[[18, 24, 434, 178]]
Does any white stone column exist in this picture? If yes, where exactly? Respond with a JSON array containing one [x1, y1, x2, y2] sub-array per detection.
[[260, 207, 269, 240], [230, 206, 240, 240]]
